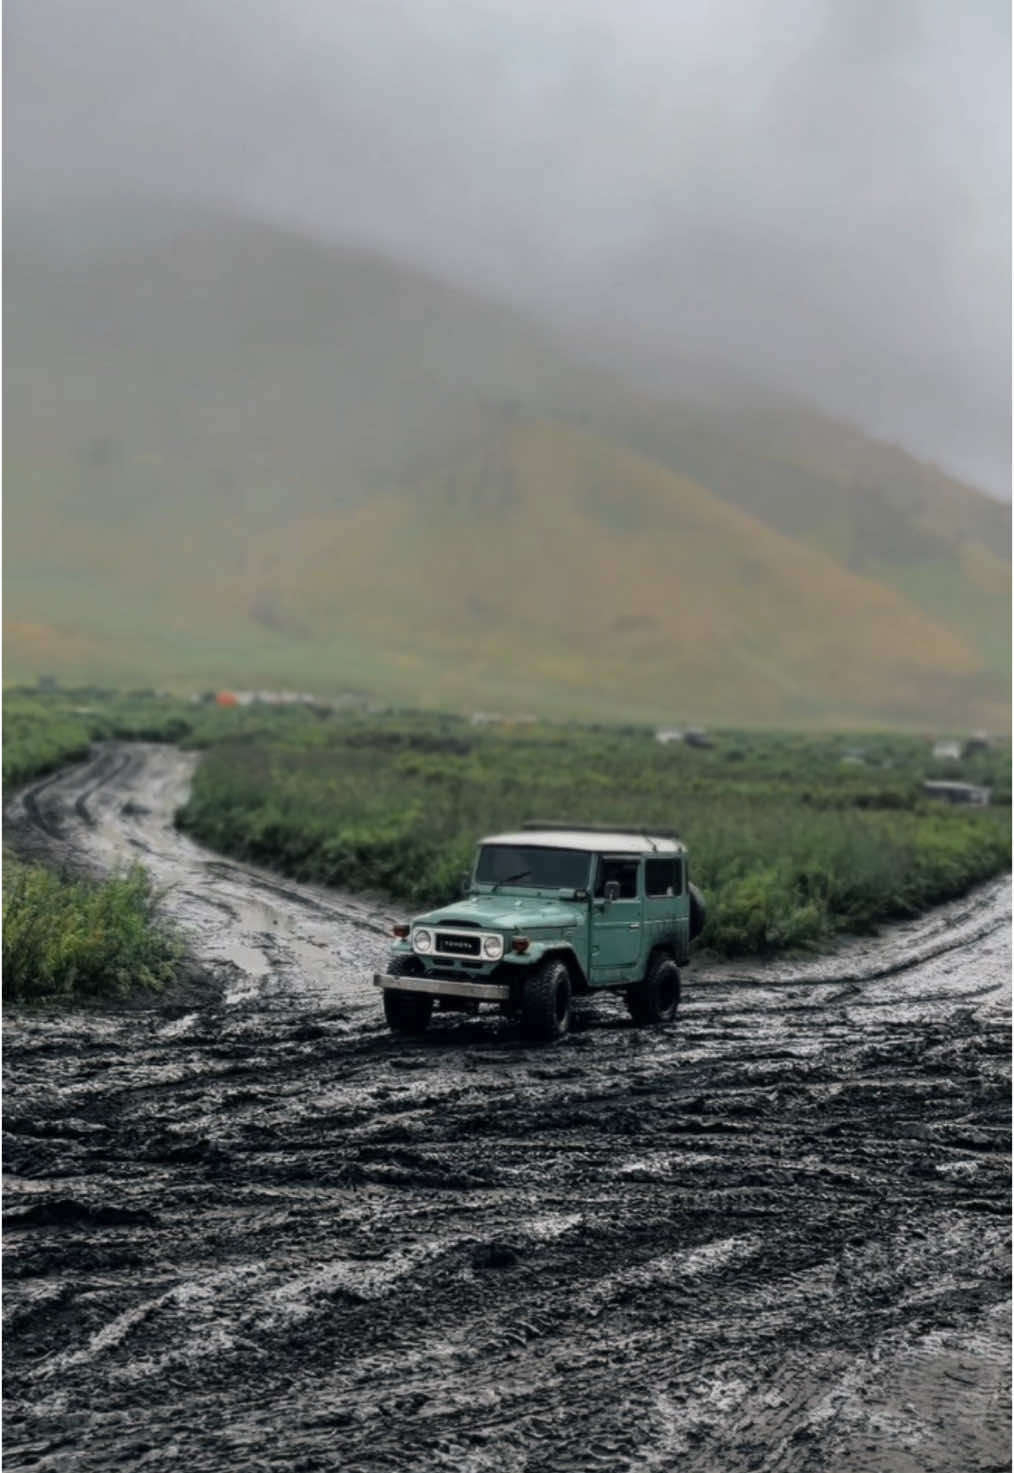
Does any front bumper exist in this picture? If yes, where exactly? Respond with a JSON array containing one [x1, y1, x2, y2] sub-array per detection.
[[373, 972, 510, 1003]]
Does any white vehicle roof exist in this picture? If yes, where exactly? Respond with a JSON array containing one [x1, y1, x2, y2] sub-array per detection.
[[480, 829, 686, 854]]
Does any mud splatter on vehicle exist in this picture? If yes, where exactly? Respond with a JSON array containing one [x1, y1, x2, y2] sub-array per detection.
[[4, 746, 1010, 1472]]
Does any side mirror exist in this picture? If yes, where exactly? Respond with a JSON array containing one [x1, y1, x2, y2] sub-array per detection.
[[604, 880, 621, 903], [459, 872, 472, 895]]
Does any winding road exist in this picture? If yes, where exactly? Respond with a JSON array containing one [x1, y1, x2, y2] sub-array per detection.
[[4, 744, 1011, 1472]]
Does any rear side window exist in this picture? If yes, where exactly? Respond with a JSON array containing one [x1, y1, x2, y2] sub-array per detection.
[[645, 858, 684, 897]]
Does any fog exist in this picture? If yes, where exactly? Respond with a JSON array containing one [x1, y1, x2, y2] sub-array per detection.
[[5, 0, 1010, 496]]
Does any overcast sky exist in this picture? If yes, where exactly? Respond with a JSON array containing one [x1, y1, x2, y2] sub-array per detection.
[[5, 0, 1011, 496]]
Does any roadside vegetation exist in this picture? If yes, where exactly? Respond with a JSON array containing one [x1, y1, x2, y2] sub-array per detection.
[[175, 709, 1010, 956], [2, 855, 181, 1003], [3, 686, 193, 788], [4, 687, 1010, 964], [3, 687, 194, 1003]]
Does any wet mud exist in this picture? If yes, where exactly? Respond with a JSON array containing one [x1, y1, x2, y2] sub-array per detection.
[[4, 745, 1011, 1472]]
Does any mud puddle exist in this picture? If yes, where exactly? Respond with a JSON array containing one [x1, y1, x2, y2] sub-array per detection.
[[4, 745, 1010, 1471]]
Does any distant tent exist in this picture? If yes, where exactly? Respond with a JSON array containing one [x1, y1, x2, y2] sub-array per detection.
[[216, 691, 239, 708]]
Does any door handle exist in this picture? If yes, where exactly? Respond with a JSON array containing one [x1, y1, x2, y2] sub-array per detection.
[[627, 922, 640, 930]]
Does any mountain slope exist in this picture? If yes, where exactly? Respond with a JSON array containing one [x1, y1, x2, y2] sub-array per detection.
[[3, 204, 1008, 727], [230, 417, 993, 725], [586, 396, 1010, 679]]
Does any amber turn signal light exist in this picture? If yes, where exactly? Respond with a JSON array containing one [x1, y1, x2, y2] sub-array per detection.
[[511, 936, 531, 953], [392, 923, 411, 938]]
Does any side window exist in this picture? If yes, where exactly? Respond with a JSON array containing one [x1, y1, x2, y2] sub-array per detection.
[[594, 857, 640, 899], [645, 858, 677, 897], [645, 858, 685, 897]]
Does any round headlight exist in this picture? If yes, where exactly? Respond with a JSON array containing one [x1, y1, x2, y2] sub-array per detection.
[[413, 928, 433, 953], [482, 934, 504, 960]]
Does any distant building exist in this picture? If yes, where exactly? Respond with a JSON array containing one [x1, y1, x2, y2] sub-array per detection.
[[923, 780, 991, 807], [655, 728, 684, 745], [931, 740, 963, 762]]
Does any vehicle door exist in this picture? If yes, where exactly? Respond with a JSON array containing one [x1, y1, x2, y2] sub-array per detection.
[[589, 855, 644, 979], [643, 856, 689, 961]]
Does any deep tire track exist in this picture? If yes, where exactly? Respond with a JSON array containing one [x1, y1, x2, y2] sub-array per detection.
[[19, 763, 75, 840], [3, 744, 1010, 1473], [72, 749, 134, 827]]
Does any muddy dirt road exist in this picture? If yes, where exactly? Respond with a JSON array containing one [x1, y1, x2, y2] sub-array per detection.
[[4, 745, 1011, 1472]]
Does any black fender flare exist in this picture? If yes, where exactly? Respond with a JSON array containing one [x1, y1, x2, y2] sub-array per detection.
[[528, 944, 588, 994]]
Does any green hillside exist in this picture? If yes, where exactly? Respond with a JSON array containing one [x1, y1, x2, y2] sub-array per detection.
[[4, 205, 1009, 728], [586, 397, 1010, 681]]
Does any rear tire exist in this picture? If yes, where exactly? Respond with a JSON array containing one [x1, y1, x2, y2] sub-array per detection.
[[626, 953, 680, 1026], [521, 958, 572, 1042], [383, 953, 433, 1035]]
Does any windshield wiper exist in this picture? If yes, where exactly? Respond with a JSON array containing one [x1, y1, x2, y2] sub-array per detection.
[[492, 869, 531, 891]]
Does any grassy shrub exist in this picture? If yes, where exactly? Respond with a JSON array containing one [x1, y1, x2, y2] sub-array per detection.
[[2, 857, 181, 1003], [2, 699, 93, 787], [176, 714, 1011, 956], [2, 687, 196, 788]]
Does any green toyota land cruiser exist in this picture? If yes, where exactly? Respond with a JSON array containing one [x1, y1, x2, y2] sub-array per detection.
[[373, 822, 705, 1041]]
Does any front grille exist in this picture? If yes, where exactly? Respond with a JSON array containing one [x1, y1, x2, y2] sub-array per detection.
[[435, 932, 481, 957]]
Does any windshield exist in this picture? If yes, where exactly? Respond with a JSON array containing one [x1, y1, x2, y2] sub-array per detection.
[[474, 845, 591, 890]]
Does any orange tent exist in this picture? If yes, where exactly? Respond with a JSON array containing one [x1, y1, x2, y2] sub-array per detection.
[[216, 691, 239, 708]]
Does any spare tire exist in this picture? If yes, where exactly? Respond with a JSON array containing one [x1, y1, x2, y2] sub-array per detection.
[[688, 882, 707, 941]]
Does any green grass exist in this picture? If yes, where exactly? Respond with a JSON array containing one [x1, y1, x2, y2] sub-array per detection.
[[174, 710, 1012, 956], [5, 689, 1009, 966], [2, 687, 198, 1004], [2, 855, 182, 1003], [2, 686, 196, 787]]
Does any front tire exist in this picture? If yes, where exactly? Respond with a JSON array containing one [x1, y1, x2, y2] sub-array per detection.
[[383, 953, 433, 1035], [521, 958, 572, 1042], [626, 953, 680, 1026]]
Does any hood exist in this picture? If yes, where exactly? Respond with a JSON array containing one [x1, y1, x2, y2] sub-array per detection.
[[413, 894, 583, 933]]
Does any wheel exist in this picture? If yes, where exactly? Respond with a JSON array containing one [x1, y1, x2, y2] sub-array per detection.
[[688, 883, 706, 942], [521, 958, 572, 1042], [383, 953, 433, 1035], [626, 953, 680, 1026]]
